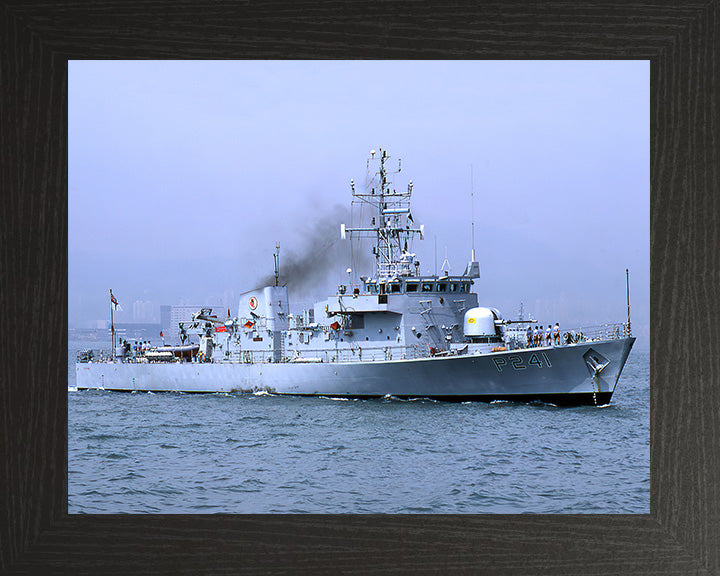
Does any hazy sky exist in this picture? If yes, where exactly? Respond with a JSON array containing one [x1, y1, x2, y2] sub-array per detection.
[[69, 60, 649, 345]]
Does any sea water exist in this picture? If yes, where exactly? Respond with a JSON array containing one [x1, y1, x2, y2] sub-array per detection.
[[68, 339, 650, 514]]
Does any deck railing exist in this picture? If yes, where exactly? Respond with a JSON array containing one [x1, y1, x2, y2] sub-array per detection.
[[565, 322, 631, 342], [76, 323, 631, 366], [510, 322, 631, 349], [76, 350, 114, 363], [76, 344, 426, 365], [230, 345, 425, 364]]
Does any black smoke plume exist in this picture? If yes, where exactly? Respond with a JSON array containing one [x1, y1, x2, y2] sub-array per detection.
[[255, 204, 373, 296]]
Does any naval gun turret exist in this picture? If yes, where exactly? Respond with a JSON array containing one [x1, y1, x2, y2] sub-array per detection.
[[462, 306, 505, 353]]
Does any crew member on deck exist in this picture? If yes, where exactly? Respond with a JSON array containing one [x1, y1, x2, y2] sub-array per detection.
[[526, 326, 533, 348], [545, 325, 551, 347], [553, 322, 560, 345]]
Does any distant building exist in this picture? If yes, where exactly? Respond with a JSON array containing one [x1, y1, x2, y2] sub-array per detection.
[[132, 300, 154, 323]]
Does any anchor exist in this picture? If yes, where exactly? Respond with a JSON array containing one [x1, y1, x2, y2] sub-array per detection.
[[583, 349, 610, 406]]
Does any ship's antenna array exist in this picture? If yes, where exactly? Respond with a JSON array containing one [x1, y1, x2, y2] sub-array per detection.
[[341, 148, 424, 280]]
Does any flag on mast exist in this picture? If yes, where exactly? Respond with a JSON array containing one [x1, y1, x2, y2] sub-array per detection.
[[110, 292, 122, 311]]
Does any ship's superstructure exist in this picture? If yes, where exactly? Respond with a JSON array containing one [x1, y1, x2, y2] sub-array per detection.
[[77, 149, 635, 406]]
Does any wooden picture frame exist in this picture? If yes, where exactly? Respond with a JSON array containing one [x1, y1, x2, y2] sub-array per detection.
[[1, 2, 717, 573]]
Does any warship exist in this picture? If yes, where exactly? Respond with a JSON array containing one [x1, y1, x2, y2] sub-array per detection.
[[76, 149, 635, 406]]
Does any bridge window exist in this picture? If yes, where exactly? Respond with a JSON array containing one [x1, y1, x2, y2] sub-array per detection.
[[449, 283, 458, 292], [405, 283, 418, 292], [367, 283, 378, 294], [390, 283, 401, 293], [437, 283, 447, 292], [422, 282, 433, 292]]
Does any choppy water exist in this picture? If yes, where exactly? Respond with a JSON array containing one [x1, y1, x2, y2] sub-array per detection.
[[68, 340, 649, 514]]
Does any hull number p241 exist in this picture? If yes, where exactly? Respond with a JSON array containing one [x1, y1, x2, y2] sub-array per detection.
[[493, 352, 552, 373]]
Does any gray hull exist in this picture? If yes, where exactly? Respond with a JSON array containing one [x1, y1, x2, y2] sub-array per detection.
[[76, 337, 634, 406]]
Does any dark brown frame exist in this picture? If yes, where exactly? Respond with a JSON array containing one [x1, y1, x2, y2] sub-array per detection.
[[1, 2, 718, 574]]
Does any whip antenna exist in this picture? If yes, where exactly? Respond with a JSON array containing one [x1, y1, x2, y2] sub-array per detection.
[[470, 164, 476, 262], [274, 243, 280, 287], [626, 268, 631, 336]]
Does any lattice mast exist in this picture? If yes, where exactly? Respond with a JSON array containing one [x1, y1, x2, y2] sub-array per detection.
[[342, 149, 424, 281]]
